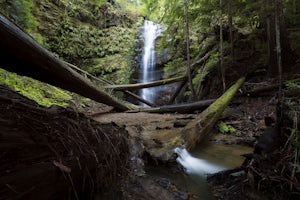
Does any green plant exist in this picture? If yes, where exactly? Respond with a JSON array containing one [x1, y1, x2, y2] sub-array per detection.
[[218, 121, 240, 136]]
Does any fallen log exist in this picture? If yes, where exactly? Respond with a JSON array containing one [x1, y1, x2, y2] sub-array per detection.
[[104, 76, 185, 90], [0, 14, 134, 111], [123, 77, 245, 161], [0, 85, 130, 199], [182, 77, 245, 149], [241, 78, 300, 97], [66, 62, 155, 107], [127, 99, 216, 113]]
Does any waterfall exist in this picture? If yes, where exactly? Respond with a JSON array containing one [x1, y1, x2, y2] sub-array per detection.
[[139, 20, 161, 106], [174, 147, 225, 176]]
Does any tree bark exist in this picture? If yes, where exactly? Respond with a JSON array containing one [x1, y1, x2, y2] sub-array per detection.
[[105, 76, 185, 90], [182, 77, 245, 149], [185, 0, 196, 99], [66, 62, 156, 107], [220, 0, 226, 91], [127, 99, 216, 114], [266, 0, 278, 77], [0, 14, 133, 111]]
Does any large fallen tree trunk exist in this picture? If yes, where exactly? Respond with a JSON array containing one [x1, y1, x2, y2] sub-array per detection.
[[0, 85, 130, 199], [126, 77, 245, 161], [182, 77, 245, 149], [127, 99, 216, 113], [104, 75, 185, 90], [0, 14, 134, 111], [156, 77, 245, 153], [66, 62, 155, 107]]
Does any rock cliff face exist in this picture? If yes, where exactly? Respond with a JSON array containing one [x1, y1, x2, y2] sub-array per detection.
[[0, 0, 141, 84]]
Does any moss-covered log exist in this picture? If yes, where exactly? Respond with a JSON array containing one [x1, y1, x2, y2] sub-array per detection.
[[182, 77, 245, 149], [0, 14, 134, 111], [116, 77, 245, 161]]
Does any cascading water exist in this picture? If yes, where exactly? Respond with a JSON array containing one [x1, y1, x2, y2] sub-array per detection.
[[174, 147, 225, 176], [139, 20, 161, 106]]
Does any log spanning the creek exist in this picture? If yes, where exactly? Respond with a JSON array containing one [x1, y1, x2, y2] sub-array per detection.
[[111, 77, 245, 162], [0, 14, 136, 111], [133, 77, 245, 161], [104, 76, 186, 90], [127, 99, 216, 113], [182, 77, 245, 149]]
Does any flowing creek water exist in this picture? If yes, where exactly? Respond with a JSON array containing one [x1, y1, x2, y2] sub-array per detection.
[[138, 20, 253, 199], [146, 142, 252, 199]]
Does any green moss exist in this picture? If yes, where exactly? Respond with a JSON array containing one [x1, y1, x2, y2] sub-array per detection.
[[218, 121, 240, 136], [87, 54, 133, 84], [0, 68, 72, 107]]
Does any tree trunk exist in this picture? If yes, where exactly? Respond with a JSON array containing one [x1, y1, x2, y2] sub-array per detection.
[[0, 14, 133, 111], [228, 0, 234, 57], [266, 0, 296, 77], [266, 0, 278, 77], [275, 0, 283, 106], [105, 76, 185, 91], [128, 99, 216, 114], [66, 62, 156, 107], [220, 0, 226, 91], [182, 77, 245, 149], [185, 0, 196, 99]]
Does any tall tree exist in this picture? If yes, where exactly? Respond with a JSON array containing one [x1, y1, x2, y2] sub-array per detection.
[[275, 0, 283, 107], [185, 0, 196, 99], [220, 0, 226, 91]]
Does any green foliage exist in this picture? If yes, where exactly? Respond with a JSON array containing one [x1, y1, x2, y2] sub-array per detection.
[[286, 82, 300, 89], [12, 0, 38, 31], [0, 68, 72, 107], [218, 121, 240, 136], [86, 54, 133, 84], [0, 0, 43, 43], [163, 57, 185, 77]]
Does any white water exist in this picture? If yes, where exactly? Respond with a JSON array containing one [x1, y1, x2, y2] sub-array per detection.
[[140, 20, 161, 106], [174, 147, 225, 176]]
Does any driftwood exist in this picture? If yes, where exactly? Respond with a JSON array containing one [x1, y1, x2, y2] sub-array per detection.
[[0, 85, 130, 199], [127, 99, 216, 113], [0, 14, 135, 111], [104, 76, 185, 90]]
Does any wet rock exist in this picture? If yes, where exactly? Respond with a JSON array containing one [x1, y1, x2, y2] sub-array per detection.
[[173, 120, 189, 127]]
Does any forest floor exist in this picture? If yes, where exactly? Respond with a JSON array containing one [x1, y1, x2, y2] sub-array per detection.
[[1, 69, 299, 199], [90, 97, 276, 200]]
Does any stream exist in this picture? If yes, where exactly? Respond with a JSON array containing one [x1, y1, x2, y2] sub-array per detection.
[[146, 142, 252, 199], [138, 20, 252, 199]]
